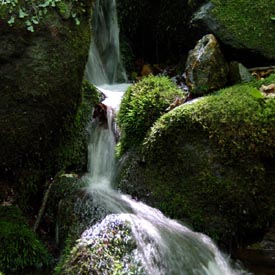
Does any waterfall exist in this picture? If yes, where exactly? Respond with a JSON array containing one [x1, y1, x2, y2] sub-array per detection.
[[81, 1, 249, 274], [85, 0, 127, 85], [84, 111, 248, 275]]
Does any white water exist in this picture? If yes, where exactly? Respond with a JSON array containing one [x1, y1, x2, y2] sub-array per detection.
[[84, 107, 248, 274], [83, 0, 249, 274], [85, 0, 127, 85]]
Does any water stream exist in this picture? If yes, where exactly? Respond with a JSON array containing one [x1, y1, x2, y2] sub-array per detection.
[[82, 0, 250, 274], [83, 96, 248, 275], [85, 0, 127, 85]]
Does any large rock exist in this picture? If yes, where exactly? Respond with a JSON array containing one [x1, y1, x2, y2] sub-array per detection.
[[0, 2, 92, 177], [192, 1, 275, 63], [185, 34, 228, 95], [118, 77, 275, 247]]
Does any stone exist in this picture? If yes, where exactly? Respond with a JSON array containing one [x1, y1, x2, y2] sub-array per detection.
[[185, 33, 228, 95], [0, 2, 92, 178], [192, 1, 275, 62], [118, 82, 275, 247], [229, 61, 253, 84]]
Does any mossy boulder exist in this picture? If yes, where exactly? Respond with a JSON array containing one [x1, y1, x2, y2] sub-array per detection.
[[46, 173, 110, 249], [118, 80, 275, 246], [0, 1, 93, 182], [0, 206, 51, 272], [117, 75, 185, 155], [192, 1, 275, 62], [54, 214, 144, 275]]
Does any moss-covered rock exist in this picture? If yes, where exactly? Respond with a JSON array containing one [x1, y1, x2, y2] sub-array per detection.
[[45, 173, 110, 249], [193, 1, 275, 61], [118, 81, 275, 246], [0, 206, 51, 272], [117, 75, 185, 155], [53, 81, 100, 173], [0, 1, 94, 204], [54, 214, 144, 275]]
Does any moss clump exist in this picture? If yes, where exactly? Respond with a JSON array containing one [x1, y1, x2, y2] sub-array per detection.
[[0, 206, 51, 272], [211, 0, 275, 59], [117, 75, 185, 155], [119, 82, 275, 246]]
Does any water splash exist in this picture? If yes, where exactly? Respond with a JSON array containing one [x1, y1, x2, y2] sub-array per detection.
[[84, 186, 248, 275], [83, 95, 248, 274]]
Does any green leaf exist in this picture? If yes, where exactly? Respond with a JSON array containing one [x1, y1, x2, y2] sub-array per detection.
[[27, 25, 34, 32], [31, 17, 39, 24], [8, 16, 15, 25], [19, 8, 27, 18], [75, 17, 80, 25]]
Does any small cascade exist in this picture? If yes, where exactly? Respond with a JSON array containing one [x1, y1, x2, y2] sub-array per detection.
[[81, 0, 249, 274], [86, 106, 116, 189], [85, 0, 127, 85], [84, 114, 248, 274]]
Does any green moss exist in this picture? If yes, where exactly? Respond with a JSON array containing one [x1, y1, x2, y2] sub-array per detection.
[[0, 206, 51, 272], [53, 81, 99, 172], [211, 0, 275, 59], [119, 82, 275, 246], [45, 173, 91, 247], [117, 75, 185, 155]]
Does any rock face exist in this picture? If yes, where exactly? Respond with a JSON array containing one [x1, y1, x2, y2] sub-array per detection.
[[0, 3, 92, 178], [118, 77, 275, 246], [185, 34, 228, 95], [192, 1, 275, 63]]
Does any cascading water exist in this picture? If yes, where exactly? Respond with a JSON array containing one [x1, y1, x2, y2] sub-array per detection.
[[85, 0, 127, 85], [84, 110, 248, 275], [83, 1, 249, 274]]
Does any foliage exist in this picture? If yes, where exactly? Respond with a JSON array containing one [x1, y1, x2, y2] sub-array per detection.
[[119, 82, 275, 246], [252, 72, 275, 89], [53, 234, 75, 275], [55, 215, 144, 275], [0, 206, 51, 272], [211, 0, 275, 59], [0, 0, 88, 32], [117, 75, 185, 156]]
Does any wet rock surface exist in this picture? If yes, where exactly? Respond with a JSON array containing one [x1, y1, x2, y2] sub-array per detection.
[[185, 33, 228, 95]]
